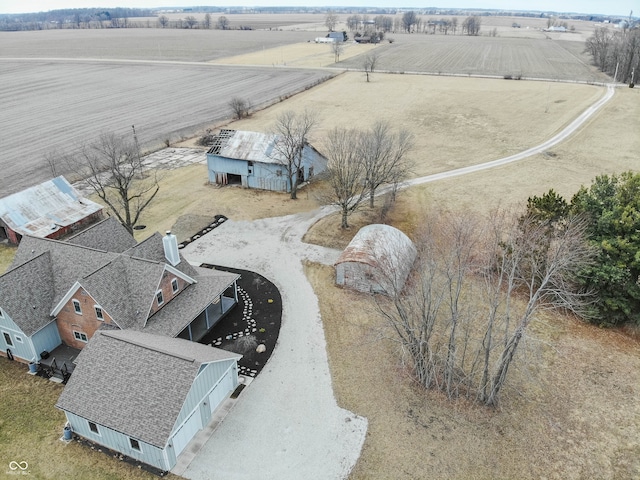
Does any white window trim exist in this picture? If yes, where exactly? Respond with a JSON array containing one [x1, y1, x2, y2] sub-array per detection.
[[156, 290, 164, 306], [73, 331, 88, 343], [129, 437, 143, 452], [72, 299, 82, 315], [88, 421, 100, 436], [171, 278, 179, 294], [2, 331, 13, 347], [94, 305, 104, 321], [15, 336, 22, 343]]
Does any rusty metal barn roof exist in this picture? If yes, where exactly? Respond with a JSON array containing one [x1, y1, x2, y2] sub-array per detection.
[[208, 130, 287, 165], [0, 176, 102, 238], [335, 224, 417, 270]]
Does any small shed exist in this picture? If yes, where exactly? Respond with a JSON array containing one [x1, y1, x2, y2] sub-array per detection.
[[335, 224, 417, 295], [206, 129, 327, 193], [0, 176, 103, 245], [56, 329, 242, 473]]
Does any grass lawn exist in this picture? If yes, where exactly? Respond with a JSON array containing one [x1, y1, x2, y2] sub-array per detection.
[[0, 357, 178, 480]]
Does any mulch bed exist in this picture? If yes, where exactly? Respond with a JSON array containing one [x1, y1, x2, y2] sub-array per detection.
[[199, 265, 282, 378]]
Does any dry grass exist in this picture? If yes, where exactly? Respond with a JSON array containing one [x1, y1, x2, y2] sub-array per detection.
[[213, 41, 378, 68], [130, 163, 325, 242], [0, 357, 178, 480], [0, 244, 17, 275], [2, 23, 638, 479], [307, 261, 640, 480]]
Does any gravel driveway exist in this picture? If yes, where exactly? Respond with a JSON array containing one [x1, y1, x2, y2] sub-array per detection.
[[181, 207, 367, 480]]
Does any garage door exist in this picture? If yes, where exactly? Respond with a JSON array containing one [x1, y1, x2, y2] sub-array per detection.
[[208, 369, 234, 415], [172, 409, 202, 457]]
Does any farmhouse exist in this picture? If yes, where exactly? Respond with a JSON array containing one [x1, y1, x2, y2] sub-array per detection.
[[56, 329, 241, 473], [0, 217, 239, 370], [206, 129, 327, 193], [0, 176, 103, 245], [335, 224, 417, 295]]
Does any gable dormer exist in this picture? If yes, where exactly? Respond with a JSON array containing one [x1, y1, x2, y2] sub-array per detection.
[[52, 283, 119, 349], [146, 264, 196, 320]]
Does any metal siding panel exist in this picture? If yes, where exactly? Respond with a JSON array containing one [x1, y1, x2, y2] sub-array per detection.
[[171, 409, 201, 457], [0, 313, 34, 360], [173, 360, 236, 428], [31, 321, 62, 359], [65, 412, 170, 470]]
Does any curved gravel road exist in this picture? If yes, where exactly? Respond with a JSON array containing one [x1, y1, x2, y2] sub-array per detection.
[[179, 83, 616, 480]]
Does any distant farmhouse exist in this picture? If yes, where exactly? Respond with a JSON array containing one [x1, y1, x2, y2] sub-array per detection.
[[0, 176, 103, 245], [314, 31, 348, 43], [0, 217, 239, 368], [206, 129, 327, 193], [56, 329, 241, 473]]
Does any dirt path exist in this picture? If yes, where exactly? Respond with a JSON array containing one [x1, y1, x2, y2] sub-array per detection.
[[178, 84, 616, 480]]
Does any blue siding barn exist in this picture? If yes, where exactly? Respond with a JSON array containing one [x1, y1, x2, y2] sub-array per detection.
[[56, 330, 241, 473], [207, 129, 328, 193]]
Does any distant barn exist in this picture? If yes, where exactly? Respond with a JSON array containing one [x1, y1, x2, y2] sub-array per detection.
[[206, 129, 327, 193], [0, 176, 103, 245], [335, 224, 417, 295]]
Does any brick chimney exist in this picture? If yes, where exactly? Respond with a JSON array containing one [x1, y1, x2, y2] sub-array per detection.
[[162, 231, 180, 266]]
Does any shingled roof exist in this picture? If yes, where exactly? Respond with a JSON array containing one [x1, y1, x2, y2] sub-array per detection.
[[0, 252, 55, 336], [67, 217, 137, 253], [56, 330, 241, 448], [1, 221, 232, 337]]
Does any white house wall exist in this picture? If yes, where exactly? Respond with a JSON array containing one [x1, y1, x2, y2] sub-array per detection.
[[64, 411, 170, 471]]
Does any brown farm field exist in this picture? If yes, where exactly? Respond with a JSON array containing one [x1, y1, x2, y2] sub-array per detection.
[[0, 59, 331, 196], [336, 34, 609, 82], [1, 17, 638, 480]]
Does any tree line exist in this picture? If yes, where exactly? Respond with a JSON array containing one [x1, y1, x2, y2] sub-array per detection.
[[585, 25, 639, 84]]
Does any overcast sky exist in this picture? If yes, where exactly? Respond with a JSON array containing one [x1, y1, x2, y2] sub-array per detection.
[[0, 1, 634, 17]]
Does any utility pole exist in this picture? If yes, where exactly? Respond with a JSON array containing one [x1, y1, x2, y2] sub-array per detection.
[[131, 124, 142, 170]]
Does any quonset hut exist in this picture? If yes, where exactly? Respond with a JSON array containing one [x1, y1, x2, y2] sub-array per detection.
[[335, 224, 417, 295]]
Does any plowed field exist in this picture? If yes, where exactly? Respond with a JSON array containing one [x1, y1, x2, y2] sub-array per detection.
[[0, 59, 330, 195], [335, 33, 609, 83]]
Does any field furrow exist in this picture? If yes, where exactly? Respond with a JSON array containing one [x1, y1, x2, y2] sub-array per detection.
[[0, 60, 331, 195]]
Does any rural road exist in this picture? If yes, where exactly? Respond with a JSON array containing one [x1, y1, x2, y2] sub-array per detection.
[[179, 83, 616, 479]]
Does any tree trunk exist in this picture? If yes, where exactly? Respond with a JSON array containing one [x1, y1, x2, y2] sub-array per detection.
[[341, 209, 349, 229]]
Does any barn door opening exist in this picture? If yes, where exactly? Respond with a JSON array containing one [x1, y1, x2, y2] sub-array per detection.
[[297, 167, 304, 184]]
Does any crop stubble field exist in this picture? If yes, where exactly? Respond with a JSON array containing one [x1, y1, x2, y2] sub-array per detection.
[[0, 59, 331, 195], [1, 16, 639, 480]]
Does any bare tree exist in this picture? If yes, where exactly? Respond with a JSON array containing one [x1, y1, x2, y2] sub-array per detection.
[[216, 15, 229, 30], [65, 133, 160, 235], [322, 127, 368, 228], [451, 17, 458, 34], [402, 11, 419, 32], [376, 208, 594, 406], [184, 16, 198, 29], [462, 15, 481, 36], [228, 97, 250, 120], [203, 13, 212, 29], [346, 14, 360, 31], [331, 40, 344, 63], [158, 15, 169, 28], [363, 52, 379, 82], [325, 11, 339, 31], [361, 122, 414, 207], [271, 110, 317, 200]]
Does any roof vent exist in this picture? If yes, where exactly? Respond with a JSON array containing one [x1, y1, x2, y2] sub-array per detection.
[[162, 231, 180, 266]]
